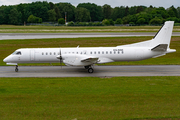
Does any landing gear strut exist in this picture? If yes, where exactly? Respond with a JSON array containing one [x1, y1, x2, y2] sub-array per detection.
[[15, 65, 18, 72], [84, 65, 90, 69]]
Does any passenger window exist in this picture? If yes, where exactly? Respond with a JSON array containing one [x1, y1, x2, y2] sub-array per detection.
[[98, 51, 100, 54], [102, 51, 104, 54], [42, 53, 44, 55], [50, 52, 52, 55], [110, 51, 112, 54], [106, 51, 108, 54], [46, 53, 48, 55], [90, 52, 92, 54], [94, 52, 96, 54], [54, 52, 56, 55]]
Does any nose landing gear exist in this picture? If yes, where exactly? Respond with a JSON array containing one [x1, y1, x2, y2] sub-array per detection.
[[15, 65, 18, 72]]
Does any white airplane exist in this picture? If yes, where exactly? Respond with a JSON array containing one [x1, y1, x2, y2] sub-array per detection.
[[3, 21, 176, 73]]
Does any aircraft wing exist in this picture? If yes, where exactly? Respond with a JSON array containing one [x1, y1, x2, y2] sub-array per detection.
[[81, 57, 114, 64], [81, 57, 99, 63]]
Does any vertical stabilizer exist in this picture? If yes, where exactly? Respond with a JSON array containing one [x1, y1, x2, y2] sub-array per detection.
[[151, 21, 174, 48]]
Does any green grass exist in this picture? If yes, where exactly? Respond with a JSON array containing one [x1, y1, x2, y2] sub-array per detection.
[[0, 36, 179, 66], [0, 77, 180, 120], [0, 25, 180, 33]]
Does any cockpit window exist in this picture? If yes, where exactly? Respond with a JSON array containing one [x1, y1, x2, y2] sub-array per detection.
[[12, 51, 21, 55]]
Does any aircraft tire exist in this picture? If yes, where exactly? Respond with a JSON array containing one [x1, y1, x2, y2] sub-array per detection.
[[88, 68, 93, 73]]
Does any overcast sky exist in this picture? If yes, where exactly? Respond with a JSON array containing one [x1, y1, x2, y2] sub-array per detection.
[[0, 0, 179, 8]]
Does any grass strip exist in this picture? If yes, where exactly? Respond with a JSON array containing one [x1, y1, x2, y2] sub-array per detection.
[[0, 25, 180, 33], [0, 77, 180, 120]]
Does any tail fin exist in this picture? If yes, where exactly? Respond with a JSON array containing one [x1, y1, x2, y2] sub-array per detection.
[[151, 21, 174, 49], [117, 21, 174, 50]]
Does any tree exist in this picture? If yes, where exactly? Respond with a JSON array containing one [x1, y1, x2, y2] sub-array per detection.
[[125, 6, 129, 16], [27, 15, 42, 23], [17, 3, 27, 23], [177, 7, 180, 18], [136, 6, 146, 13], [29, 1, 50, 22], [136, 12, 152, 24], [111, 6, 125, 20], [48, 9, 56, 22], [102, 4, 112, 19], [75, 7, 91, 22], [129, 6, 137, 15], [122, 16, 130, 24], [58, 18, 65, 24], [136, 18, 145, 24], [49, 2, 54, 9], [56, 3, 75, 22], [54, 6, 61, 20], [67, 21, 74, 26], [39, 6, 49, 22], [149, 17, 163, 25], [109, 19, 114, 25], [0, 6, 6, 24], [166, 17, 179, 23], [9, 8, 21, 25], [77, 3, 103, 21], [115, 18, 123, 24], [167, 6, 178, 18], [102, 19, 110, 25]]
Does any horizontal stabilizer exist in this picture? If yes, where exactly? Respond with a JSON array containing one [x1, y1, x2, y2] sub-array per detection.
[[151, 44, 168, 51]]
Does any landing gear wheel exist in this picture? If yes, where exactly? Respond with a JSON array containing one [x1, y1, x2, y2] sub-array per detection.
[[15, 65, 18, 72], [88, 68, 94, 73]]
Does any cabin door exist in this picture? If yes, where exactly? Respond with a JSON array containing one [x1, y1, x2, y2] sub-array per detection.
[[30, 50, 35, 61]]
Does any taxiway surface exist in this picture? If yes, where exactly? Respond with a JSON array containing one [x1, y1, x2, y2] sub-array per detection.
[[0, 65, 180, 77], [0, 32, 180, 40]]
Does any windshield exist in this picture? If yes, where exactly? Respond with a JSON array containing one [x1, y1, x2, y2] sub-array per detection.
[[12, 51, 21, 55]]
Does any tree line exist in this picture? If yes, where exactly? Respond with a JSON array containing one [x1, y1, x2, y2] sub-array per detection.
[[0, 1, 180, 25]]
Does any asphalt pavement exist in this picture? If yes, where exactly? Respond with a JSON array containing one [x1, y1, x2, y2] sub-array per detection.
[[0, 32, 180, 40], [0, 65, 180, 77]]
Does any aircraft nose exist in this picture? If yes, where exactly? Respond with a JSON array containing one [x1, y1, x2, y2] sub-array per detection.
[[3, 57, 8, 63], [3, 56, 11, 63]]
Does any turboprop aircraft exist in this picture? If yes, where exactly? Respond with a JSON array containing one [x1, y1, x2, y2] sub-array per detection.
[[3, 21, 176, 73]]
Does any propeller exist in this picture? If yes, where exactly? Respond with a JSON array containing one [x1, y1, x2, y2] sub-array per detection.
[[59, 48, 63, 68]]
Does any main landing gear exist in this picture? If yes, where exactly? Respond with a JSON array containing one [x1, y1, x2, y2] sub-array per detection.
[[84, 65, 94, 73], [15, 65, 18, 72]]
